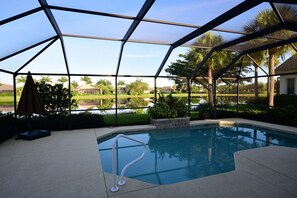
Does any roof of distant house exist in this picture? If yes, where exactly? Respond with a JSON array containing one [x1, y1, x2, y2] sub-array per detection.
[[0, 84, 13, 91], [275, 56, 297, 74], [76, 84, 97, 90]]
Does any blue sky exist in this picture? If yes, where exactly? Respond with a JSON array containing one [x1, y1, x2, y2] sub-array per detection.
[[0, 0, 288, 87]]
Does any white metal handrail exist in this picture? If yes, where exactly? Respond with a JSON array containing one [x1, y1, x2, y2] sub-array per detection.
[[110, 134, 147, 192]]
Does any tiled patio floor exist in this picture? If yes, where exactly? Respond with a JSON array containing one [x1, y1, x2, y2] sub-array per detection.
[[1, 118, 297, 198]]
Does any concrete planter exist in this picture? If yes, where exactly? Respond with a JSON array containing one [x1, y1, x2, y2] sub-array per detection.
[[150, 117, 190, 129]]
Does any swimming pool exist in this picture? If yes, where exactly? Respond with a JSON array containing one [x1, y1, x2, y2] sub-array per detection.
[[97, 124, 297, 185]]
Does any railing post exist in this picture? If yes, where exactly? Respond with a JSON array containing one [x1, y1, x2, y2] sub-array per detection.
[[110, 134, 147, 192]]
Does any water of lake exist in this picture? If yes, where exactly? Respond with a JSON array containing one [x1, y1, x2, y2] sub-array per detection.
[[0, 96, 265, 114]]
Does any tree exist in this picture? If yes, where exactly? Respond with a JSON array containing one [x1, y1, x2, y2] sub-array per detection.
[[80, 76, 92, 85], [40, 76, 53, 83], [16, 75, 27, 94], [166, 32, 232, 109], [126, 79, 149, 95], [36, 82, 76, 115], [248, 52, 265, 97], [16, 76, 27, 84], [244, 5, 296, 107], [117, 80, 125, 86], [71, 80, 79, 89], [95, 79, 114, 94], [57, 76, 68, 86]]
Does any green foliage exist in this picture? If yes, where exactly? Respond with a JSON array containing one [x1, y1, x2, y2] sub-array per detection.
[[36, 82, 76, 115], [57, 76, 68, 85], [39, 76, 53, 83], [103, 113, 150, 126], [0, 114, 15, 143], [126, 79, 149, 95], [194, 103, 213, 119], [117, 80, 125, 86], [245, 96, 267, 105], [71, 80, 79, 89], [268, 106, 297, 127], [274, 94, 297, 107], [95, 79, 114, 94], [80, 76, 92, 85], [148, 93, 189, 119]]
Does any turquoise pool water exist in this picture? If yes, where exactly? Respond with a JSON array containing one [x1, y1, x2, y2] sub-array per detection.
[[97, 124, 297, 185]]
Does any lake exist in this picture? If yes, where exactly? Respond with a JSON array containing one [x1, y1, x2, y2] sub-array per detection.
[[0, 96, 265, 114]]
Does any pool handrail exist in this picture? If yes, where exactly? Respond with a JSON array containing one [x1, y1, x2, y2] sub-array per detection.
[[111, 134, 147, 192]]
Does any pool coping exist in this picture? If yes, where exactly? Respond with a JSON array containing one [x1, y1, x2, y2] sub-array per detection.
[[1, 118, 296, 197], [96, 118, 297, 197]]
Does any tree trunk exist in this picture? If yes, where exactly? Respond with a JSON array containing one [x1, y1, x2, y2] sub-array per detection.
[[208, 66, 214, 109], [254, 65, 258, 97], [268, 51, 275, 107]]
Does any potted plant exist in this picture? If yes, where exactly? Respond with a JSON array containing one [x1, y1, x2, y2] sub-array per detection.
[[148, 93, 190, 129]]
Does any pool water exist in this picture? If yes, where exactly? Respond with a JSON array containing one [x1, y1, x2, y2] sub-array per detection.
[[97, 125, 297, 185]]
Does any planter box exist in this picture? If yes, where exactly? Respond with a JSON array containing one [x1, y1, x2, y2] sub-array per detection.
[[150, 117, 190, 129]]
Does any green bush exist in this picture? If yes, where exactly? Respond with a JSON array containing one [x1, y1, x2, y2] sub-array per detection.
[[36, 82, 76, 115], [268, 106, 297, 126], [245, 96, 267, 105], [0, 113, 15, 143], [275, 95, 297, 107], [148, 93, 189, 119]]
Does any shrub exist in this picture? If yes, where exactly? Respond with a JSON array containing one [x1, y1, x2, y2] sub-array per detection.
[[274, 95, 297, 107], [194, 103, 212, 119], [36, 82, 77, 115], [148, 93, 189, 119], [268, 105, 297, 127]]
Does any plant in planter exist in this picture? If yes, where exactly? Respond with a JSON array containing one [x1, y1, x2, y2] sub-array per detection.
[[148, 93, 190, 128]]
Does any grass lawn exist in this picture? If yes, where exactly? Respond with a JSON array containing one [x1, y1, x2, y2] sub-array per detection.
[[103, 113, 151, 126]]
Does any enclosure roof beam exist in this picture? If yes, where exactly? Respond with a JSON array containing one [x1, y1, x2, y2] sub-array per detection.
[[0, 36, 58, 62], [15, 37, 59, 74], [246, 54, 268, 75], [38, 0, 72, 76], [0, 69, 14, 75], [242, 35, 297, 55], [49, 5, 250, 37], [190, 22, 288, 78], [115, 0, 155, 76], [155, 0, 263, 77], [214, 54, 243, 80], [215, 36, 297, 79], [38, 0, 62, 36], [172, 0, 263, 48], [0, 7, 43, 26], [122, 0, 155, 43]]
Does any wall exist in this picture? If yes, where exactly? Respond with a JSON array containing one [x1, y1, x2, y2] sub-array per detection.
[[279, 74, 297, 95]]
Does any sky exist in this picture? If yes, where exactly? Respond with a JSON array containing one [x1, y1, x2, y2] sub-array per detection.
[[0, 0, 291, 87]]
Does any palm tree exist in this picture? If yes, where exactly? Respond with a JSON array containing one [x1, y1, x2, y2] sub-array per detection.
[[244, 5, 297, 106], [80, 76, 92, 85], [117, 80, 125, 87], [191, 32, 229, 108], [247, 52, 265, 97], [16, 76, 27, 84], [40, 76, 53, 83], [71, 80, 79, 89], [57, 76, 68, 86], [166, 32, 231, 109]]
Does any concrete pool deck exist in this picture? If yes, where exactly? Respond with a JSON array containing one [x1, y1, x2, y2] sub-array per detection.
[[1, 118, 297, 197]]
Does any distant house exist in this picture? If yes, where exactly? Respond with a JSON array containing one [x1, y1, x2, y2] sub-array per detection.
[[117, 86, 126, 94], [75, 84, 98, 94], [161, 86, 175, 94], [275, 56, 297, 95], [144, 87, 154, 94], [0, 84, 13, 93]]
